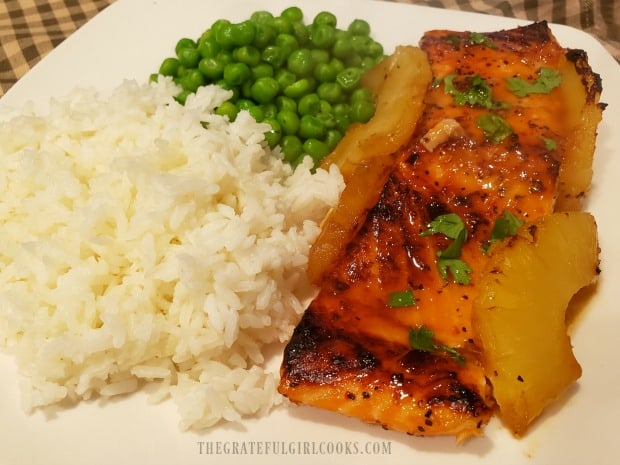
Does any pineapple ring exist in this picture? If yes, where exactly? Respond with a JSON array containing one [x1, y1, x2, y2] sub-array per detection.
[[472, 211, 600, 436]]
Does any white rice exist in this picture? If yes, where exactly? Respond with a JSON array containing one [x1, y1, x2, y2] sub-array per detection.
[[0, 79, 344, 430]]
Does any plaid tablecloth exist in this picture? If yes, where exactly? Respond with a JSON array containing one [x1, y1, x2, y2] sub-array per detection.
[[1, 0, 618, 97]]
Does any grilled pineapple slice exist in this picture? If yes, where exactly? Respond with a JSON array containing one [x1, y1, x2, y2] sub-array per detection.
[[472, 212, 599, 436]]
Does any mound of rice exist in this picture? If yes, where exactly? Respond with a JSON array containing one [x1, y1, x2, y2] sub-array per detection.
[[0, 79, 344, 430]]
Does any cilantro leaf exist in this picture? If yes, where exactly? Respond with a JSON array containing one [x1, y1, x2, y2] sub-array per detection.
[[444, 74, 495, 109], [483, 210, 524, 253], [409, 326, 466, 365], [437, 258, 472, 285], [387, 290, 416, 308], [541, 136, 557, 150], [506, 67, 562, 97], [408, 326, 437, 352], [421, 213, 472, 285], [419, 213, 466, 240], [476, 113, 513, 143], [490, 210, 524, 243], [468, 32, 495, 49]]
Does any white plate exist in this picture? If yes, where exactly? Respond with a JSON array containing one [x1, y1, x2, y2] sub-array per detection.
[[1, 1, 619, 464]]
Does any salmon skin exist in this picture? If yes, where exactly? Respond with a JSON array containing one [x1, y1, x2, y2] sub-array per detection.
[[278, 22, 602, 438]]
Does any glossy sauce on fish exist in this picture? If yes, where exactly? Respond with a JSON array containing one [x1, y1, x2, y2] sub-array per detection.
[[279, 22, 602, 438]]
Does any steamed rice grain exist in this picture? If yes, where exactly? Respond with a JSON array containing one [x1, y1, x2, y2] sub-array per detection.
[[0, 79, 344, 430]]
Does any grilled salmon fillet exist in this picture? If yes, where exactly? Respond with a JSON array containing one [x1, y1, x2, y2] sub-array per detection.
[[278, 22, 603, 438]]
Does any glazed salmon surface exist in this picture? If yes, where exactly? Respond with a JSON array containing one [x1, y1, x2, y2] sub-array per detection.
[[278, 22, 600, 438]]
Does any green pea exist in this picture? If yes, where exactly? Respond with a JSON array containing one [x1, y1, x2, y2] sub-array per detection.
[[335, 113, 352, 133], [263, 117, 282, 148], [280, 135, 304, 162], [336, 67, 362, 91], [247, 105, 265, 122], [197, 37, 221, 58], [275, 33, 299, 56], [345, 54, 362, 68], [215, 101, 239, 121], [272, 17, 293, 34], [254, 23, 277, 48], [316, 111, 336, 129], [216, 50, 233, 66], [275, 95, 297, 112], [260, 103, 278, 118], [303, 138, 330, 163], [350, 35, 369, 54], [298, 93, 321, 115], [313, 62, 337, 83], [299, 114, 326, 139], [366, 40, 384, 58], [276, 110, 301, 135], [350, 87, 374, 103], [214, 22, 235, 49], [232, 45, 261, 67], [175, 89, 192, 105], [287, 48, 314, 77], [281, 6, 303, 22], [251, 63, 274, 79], [250, 11, 275, 24], [181, 69, 205, 92], [317, 82, 342, 103], [291, 22, 310, 45], [324, 129, 343, 150], [332, 35, 354, 59], [350, 99, 375, 122], [241, 80, 253, 98], [236, 99, 254, 110], [311, 49, 330, 65], [262, 45, 286, 68], [360, 56, 376, 71], [348, 19, 371, 36], [310, 23, 336, 49], [198, 57, 224, 80], [175, 38, 197, 55], [177, 47, 200, 68], [231, 20, 256, 46], [149, 73, 159, 83], [313, 11, 337, 27], [223, 62, 251, 86], [215, 79, 240, 100], [329, 57, 345, 74], [283, 78, 311, 99], [250, 76, 279, 103], [333, 103, 350, 117], [159, 57, 180, 77], [275, 69, 297, 90]]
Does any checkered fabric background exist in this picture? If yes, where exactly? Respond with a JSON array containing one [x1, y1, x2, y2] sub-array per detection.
[[1, 0, 618, 97]]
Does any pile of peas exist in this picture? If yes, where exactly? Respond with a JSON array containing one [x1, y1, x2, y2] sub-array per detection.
[[151, 6, 385, 166]]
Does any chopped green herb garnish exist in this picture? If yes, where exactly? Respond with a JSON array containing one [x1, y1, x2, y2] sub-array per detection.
[[541, 136, 557, 150], [420, 213, 472, 285], [420, 213, 466, 240], [476, 113, 513, 143], [506, 67, 562, 97], [409, 326, 466, 365], [444, 34, 461, 47], [437, 258, 472, 285], [444, 74, 495, 109], [387, 290, 416, 307], [483, 210, 524, 252], [468, 32, 495, 49]]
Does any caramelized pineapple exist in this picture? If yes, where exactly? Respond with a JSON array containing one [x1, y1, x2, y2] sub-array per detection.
[[308, 46, 431, 284], [472, 212, 600, 436], [556, 51, 604, 211]]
